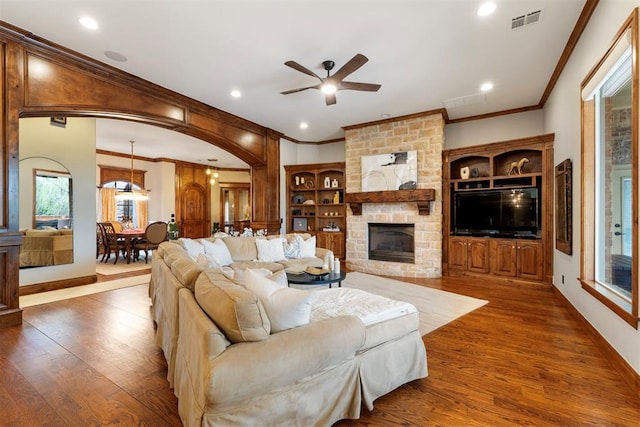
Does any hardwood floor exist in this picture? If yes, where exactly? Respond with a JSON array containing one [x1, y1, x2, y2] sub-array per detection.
[[1, 275, 638, 426]]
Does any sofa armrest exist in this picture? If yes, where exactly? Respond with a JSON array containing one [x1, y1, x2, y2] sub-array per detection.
[[315, 247, 335, 269], [207, 315, 365, 408], [174, 288, 231, 425]]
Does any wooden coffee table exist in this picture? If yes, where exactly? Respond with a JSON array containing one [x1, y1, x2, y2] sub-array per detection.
[[286, 271, 346, 288]]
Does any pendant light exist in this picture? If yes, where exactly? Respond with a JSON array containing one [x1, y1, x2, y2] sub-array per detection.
[[205, 158, 219, 185], [115, 140, 149, 201]]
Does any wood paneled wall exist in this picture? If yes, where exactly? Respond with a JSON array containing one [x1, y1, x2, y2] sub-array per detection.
[[0, 23, 282, 327]]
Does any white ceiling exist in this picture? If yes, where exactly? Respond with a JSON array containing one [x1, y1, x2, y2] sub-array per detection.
[[1, 0, 586, 168]]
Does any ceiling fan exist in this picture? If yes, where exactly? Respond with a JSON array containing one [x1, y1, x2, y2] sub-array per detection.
[[281, 53, 381, 106]]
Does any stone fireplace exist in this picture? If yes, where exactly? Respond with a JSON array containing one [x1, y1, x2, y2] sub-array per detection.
[[368, 223, 415, 264], [344, 113, 443, 278]]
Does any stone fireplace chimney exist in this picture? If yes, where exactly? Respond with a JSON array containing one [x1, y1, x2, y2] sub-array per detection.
[[344, 113, 443, 278]]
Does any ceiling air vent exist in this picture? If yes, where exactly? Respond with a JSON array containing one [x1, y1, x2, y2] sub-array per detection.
[[512, 10, 542, 30]]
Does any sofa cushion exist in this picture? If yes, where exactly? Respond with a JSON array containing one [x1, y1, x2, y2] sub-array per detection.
[[164, 246, 190, 268], [170, 257, 204, 292], [201, 238, 234, 266], [230, 260, 284, 273], [245, 269, 313, 333], [255, 237, 286, 262], [222, 237, 258, 261], [278, 257, 325, 272], [223, 267, 287, 287], [195, 270, 270, 342]]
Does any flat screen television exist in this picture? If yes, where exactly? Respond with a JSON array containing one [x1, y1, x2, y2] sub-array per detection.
[[453, 187, 540, 237]]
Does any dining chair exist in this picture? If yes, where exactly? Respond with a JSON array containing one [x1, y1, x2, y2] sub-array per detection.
[[133, 221, 168, 263], [99, 222, 126, 264], [96, 223, 109, 262]]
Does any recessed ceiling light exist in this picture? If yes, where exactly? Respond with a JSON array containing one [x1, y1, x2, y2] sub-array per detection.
[[299, 122, 308, 129], [477, 2, 497, 17], [78, 16, 99, 30], [104, 50, 127, 62], [480, 82, 494, 92], [380, 113, 391, 119], [230, 89, 241, 98]]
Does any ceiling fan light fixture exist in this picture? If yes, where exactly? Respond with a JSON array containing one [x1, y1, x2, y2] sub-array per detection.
[[321, 83, 337, 94]]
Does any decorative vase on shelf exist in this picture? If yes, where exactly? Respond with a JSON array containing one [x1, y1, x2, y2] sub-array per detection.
[[460, 166, 470, 180], [324, 176, 331, 188]]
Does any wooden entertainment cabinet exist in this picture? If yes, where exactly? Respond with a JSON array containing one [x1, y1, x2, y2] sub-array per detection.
[[443, 134, 554, 284], [284, 162, 346, 259]]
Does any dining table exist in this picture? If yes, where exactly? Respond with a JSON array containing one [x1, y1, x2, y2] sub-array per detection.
[[116, 228, 145, 264]]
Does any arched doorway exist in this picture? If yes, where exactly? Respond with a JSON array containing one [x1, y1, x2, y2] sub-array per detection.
[[0, 26, 282, 326]]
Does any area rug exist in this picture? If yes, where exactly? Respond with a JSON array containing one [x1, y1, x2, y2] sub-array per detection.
[[20, 274, 151, 307], [342, 272, 488, 335], [95, 258, 152, 275]]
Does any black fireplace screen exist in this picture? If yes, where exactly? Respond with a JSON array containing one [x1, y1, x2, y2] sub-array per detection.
[[368, 223, 415, 264]]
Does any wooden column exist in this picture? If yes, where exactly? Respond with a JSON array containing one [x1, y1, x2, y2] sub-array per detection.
[[251, 129, 282, 234], [0, 39, 24, 326]]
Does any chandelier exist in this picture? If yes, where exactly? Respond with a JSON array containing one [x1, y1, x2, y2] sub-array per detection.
[[115, 140, 149, 201], [206, 158, 219, 185]]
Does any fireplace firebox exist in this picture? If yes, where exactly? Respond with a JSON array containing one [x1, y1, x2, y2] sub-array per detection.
[[368, 223, 415, 264]]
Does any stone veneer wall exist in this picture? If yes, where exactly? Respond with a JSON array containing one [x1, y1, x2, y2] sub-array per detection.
[[345, 113, 444, 278]]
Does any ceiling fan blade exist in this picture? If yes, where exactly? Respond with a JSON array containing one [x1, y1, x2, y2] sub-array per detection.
[[284, 60, 322, 80], [325, 93, 337, 106], [331, 53, 369, 82], [339, 81, 381, 92], [281, 84, 321, 95]]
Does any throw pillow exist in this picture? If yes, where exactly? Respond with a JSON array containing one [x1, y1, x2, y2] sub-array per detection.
[[269, 269, 289, 287], [245, 269, 312, 333], [283, 237, 302, 259], [299, 235, 316, 258], [201, 238, 234, 266], [179, 238, 205, 259], [255, 237, 286, 262], [195, 271, 271, 342]]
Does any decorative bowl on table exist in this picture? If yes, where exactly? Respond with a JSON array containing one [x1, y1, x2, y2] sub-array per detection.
[[304, 266, 331, 279]]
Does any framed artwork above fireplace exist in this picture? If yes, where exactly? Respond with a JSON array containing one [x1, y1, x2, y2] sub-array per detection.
[[361, 150, 417, 192]]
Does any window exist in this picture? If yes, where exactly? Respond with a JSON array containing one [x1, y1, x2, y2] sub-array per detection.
[[581, 10, 638, 327]]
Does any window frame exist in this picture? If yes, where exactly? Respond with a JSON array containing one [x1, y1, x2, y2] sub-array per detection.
[[580, 9, 639, 328]]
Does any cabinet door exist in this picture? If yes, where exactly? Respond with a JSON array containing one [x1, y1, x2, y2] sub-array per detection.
[[468, 238, 489, 273], [491, 239, 517, 277], [317, 232, 345, 259], [448, 237, 468, 270], [517, 240, 543, 280]]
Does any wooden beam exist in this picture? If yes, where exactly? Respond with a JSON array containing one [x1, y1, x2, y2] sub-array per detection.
[[345, 189, 436, 216]]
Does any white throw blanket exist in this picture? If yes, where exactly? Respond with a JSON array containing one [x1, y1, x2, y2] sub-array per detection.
[[310, 287, 417, 326]]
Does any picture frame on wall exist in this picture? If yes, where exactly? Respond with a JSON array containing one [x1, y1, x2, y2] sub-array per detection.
[[50, 116, 67, 127], [293, 217, 308, 231], [361, 150, 417, 192]]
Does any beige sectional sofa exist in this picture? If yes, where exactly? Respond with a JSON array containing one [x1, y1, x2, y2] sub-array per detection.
[[150, 236, 427, 426]]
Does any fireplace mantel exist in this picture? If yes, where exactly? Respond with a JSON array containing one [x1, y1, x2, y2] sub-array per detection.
[[345, 189, 436, 215]]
